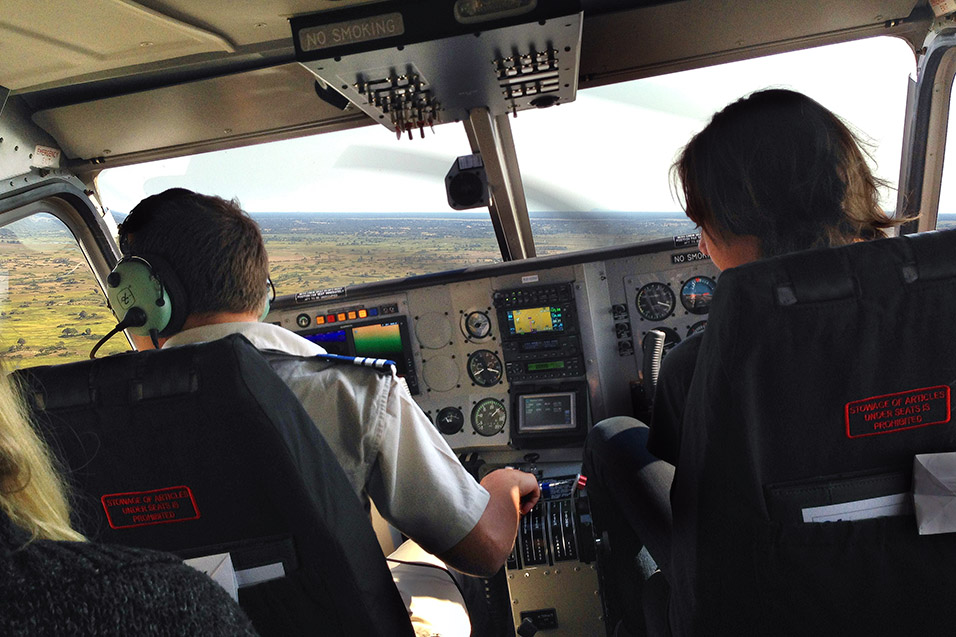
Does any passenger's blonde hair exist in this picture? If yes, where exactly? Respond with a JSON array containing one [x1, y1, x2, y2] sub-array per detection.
[[0, 369, 84, 542]]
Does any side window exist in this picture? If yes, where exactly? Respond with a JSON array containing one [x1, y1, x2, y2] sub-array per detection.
[[0, 213, 129, 366], [938, 85, 956, 230]]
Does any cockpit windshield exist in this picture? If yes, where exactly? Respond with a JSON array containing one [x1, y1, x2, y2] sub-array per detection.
[[97, 36, 914, 294]]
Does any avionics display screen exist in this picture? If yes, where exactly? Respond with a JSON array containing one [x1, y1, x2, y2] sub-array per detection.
[[527, 361, 565, 372], [302, 317, 410, 378], [506, 306, 565, 335], [517, 392, 576, 433]]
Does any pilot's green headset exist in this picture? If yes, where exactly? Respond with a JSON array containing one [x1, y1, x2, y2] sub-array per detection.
[[105, 253, 189, 340], [262, 278, 275, 320], [93, 254, 275, 358]]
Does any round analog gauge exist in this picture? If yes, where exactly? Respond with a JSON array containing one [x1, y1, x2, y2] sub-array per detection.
[[636, 282, 676, 321], [435, 406, 464, 435], [680, 276, 716, 315], [642, 327, 681, 357], [467, 349, 503, 387], [471, 398, 507, 437], [463, 311, 492, 339], [687, 320, 707, 338]]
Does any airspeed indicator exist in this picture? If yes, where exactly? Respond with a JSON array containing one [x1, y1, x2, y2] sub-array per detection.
[[472, 398, 507, 436], [636, 282, 675, 321]]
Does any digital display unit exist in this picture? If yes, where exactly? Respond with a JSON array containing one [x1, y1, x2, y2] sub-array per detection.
[[517, 392, 576, 433], [527, 361, 565, 372], [512, 384, 588, 447], [506, 306, 566, 335], [301, 316, 419, 394]]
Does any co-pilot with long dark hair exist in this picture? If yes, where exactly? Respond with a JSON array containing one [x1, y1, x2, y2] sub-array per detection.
[[583, 88, 905, 636]]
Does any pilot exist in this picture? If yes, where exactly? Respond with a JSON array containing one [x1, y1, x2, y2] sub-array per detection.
[[582, 88, 906, 636], [115, 188, 540, 629]]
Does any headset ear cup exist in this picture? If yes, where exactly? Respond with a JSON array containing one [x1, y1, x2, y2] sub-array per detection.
[[106, 257, 173, 336], [260, 278, 275, 322], [140, 253, 189, 336]]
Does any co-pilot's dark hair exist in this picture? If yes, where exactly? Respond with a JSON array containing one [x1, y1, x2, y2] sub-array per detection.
[[118, 188, 269, 318], [673, 88, 904, 257]]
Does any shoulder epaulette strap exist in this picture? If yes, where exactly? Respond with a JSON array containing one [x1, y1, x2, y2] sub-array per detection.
[[312, 353, 397, 371]]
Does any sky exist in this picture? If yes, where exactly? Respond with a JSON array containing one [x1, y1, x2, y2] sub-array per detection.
[[97, 36, 918, 216]]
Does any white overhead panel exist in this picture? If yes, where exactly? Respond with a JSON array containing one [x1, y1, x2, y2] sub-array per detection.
[[31, 64, 350, 161], [291, 0, 582, 139], [0, 0, 235, 91]]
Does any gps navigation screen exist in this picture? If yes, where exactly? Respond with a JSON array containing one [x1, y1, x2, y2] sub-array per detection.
[[507, 307, 565, 335]]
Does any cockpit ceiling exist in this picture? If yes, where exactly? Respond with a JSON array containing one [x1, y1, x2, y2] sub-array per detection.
[[3, 0, 927, 94], [2, 0, 930, 165], [0, 0, 380, 92]]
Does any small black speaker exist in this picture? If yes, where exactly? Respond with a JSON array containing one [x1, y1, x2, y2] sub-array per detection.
[[445, 154, 490, 210]]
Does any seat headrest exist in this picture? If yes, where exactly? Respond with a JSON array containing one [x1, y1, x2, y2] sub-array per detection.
[[900, 229, 956, 283], [721, 229, 956, 309], [17, 337, 225, 413]]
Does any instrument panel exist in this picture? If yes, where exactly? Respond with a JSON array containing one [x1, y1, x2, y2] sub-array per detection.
[[268, 234, 719, 462], [268, 234, 717, 635]]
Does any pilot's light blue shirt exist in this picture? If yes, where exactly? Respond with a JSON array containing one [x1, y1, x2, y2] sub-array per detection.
[[164, 321, 490, 555]]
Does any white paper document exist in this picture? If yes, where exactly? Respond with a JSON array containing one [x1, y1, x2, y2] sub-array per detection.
[[801, 493, 912, 523], [184, 553, 239, 601], [914, 451, 956, 535]]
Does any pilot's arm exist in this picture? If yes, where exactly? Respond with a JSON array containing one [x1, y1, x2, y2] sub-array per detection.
[[368, 370, 539, 578], [438, 467, 540, 577]]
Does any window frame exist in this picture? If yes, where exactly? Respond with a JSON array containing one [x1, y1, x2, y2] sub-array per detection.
[[899, 31, 956, 233], [0, 179, 128, 358], [0, 179, 119, 276]]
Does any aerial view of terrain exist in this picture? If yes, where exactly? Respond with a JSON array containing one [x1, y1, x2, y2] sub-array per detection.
[[5, 208, 937, 367], [0, 210, 688, 366], [257, 211, 697, 296]]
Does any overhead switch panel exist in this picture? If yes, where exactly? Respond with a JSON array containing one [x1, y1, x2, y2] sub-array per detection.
[[290, 0, 582, 137]]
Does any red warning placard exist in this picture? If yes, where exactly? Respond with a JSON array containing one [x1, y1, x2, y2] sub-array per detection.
[[845, 386, 951, 439], [101, 486, 199, 529]]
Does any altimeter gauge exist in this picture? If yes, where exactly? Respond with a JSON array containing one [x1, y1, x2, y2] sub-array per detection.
[[467, 349, 503, 386]]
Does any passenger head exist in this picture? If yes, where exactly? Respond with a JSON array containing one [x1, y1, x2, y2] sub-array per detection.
[[0, 370, 83, 542], [118, 188, 269, 322], [673, 89, 899, 269]]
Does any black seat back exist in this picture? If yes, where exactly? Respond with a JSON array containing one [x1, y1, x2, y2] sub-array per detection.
[[669, 230, 956, 635], [13, 334, 413, 637]]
